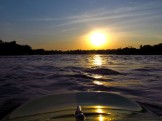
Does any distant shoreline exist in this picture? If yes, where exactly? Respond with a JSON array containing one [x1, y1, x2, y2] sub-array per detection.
[[0, 40, 162, 55]]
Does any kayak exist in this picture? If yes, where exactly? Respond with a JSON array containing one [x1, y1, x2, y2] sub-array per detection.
[[1, 91, 161, 121]]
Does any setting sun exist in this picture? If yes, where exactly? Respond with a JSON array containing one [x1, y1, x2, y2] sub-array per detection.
[[89, 31, 107, 48]]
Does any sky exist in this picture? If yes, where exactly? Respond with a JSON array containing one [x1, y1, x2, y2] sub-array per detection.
[[0, 0, 162, 50]]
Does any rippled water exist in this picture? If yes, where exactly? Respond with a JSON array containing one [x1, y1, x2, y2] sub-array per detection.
[[0, 55, 162, 119]]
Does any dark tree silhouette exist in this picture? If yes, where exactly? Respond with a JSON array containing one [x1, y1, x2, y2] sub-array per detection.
[[0, 40, 162, 55], [0, 40, 32, 55]]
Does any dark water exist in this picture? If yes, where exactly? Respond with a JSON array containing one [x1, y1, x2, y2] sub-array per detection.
[[0, 55, 162, 119]]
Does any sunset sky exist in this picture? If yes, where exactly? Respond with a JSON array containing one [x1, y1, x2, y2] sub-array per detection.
[[0, 0, 162, 50]]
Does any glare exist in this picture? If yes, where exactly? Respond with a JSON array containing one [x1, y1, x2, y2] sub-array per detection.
[[96, 106, 104, 121], [99, 114, 104, 121], [98, 115, 112, 121], [93, 55, 102, 66], [96, 106, 104, 113], [90, 31, 107, 47], [93, 80, 103, 85], [95, 106, 112, 121], [93, 75, 102, 79]]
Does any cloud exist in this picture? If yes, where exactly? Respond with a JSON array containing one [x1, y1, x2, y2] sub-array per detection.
[[58, 7, 161, 27], [27, 1, 162, 30], [28, 18, 63, 21]]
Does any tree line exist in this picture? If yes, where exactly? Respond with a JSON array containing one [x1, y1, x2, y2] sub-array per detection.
[[0, 40, 162, 55]]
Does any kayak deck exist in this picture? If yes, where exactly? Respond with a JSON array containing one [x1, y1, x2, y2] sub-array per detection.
[[2, 92, 161, 121]]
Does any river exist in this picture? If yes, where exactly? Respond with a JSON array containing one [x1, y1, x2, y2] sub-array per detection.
[[0, 55, 162, 119]]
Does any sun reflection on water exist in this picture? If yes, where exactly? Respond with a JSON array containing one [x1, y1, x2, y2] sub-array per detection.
[[93, 55, 103, 66], [93, 75, 103, 79], [98, 115, 112, 121], [99, 114, 104, 121], [93, 74, 104, 86], [96, 106, 104, 113], [95, 106, 112, 121], [93, 80, 103, 85]]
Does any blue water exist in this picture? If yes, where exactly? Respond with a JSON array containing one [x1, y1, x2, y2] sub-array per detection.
[[0, 55, 162, 119]]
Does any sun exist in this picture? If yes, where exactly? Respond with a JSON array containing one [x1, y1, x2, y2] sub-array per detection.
[[89, 31, 107, 47]]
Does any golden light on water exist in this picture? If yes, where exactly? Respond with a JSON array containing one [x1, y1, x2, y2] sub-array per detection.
[[92, 55, 104, 86], [99, 114, 104, 121], [98, 115, 112, 121], [93, 75, 103, 79], [96, 106, 104, 113], [93, 55, 103, 66], [95, 106, 112, 121], [93, 80, 103, 85]]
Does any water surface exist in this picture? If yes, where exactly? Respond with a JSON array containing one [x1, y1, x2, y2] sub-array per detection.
[[0, 55, 162, 118]]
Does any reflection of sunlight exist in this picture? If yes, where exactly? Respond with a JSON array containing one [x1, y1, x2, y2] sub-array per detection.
[[93, 80, 103, 85], [99, 114, 104, 121], [94, 74, 102, 79], [97, 109, 103, 113], [95, 106, 112, 121], [99, 115, 112, 121], [96, 106, 104, 113], [96, 106, 104, 121], [93, 55, 103, 66]]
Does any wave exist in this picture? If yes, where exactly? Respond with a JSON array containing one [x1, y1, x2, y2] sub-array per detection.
[[85, 68, 121, 75], [0, 55, 162, 119]]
